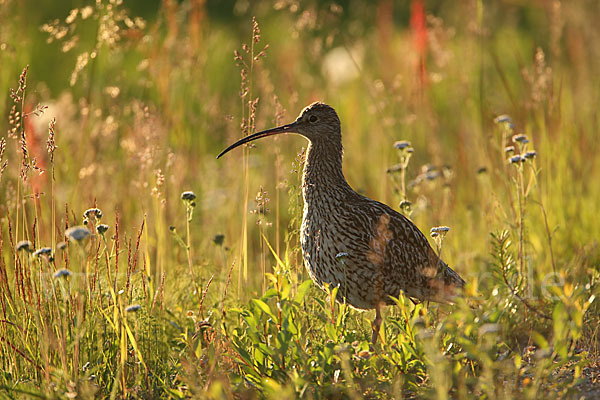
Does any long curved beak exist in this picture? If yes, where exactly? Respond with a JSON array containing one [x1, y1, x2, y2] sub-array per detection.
[[217, 122, 297, 159]]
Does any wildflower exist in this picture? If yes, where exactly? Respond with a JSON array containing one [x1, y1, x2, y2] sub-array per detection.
[[431, 226, 450, 239], [399, 200, 412, 208], [56, 241, 68, 251], [213, 234, 225, 246], [523, 151, 537, 160], [494, 115, 511, 124], [504, 146, 515, 154], [425, 170, 440, 180], [512, 134, 529, 144], [181, 191, 196, 201], [393, 140, 411, 150], [96, 224, 109, 235], [33, 247, 53, 258], [65, 226, 91, 242], [16, 240, 33, 252], [125, 304, 141, 312], [430, 226, 450, 234], [386, 164, 404, 173], [83, 208, 103, 220], [509, 155, 525, 164], [53, 269, 71, 279]]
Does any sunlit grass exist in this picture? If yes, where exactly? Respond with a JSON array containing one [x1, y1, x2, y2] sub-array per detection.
[[0, 0, 599, 398]]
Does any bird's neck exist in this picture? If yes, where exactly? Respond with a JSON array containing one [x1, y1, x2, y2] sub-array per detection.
[[302, 139, 351, 198]]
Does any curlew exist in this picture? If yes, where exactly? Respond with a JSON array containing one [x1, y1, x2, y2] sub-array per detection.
[[218, 102, 465, 344]]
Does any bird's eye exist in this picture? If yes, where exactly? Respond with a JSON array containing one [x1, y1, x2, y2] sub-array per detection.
[[309, 115, 318, 123]]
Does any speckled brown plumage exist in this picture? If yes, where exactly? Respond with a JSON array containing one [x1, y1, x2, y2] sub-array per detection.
[[218, 102, 466, 343]]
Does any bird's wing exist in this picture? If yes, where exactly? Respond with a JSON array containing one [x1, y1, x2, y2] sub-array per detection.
[[354, 197, 465, 303]]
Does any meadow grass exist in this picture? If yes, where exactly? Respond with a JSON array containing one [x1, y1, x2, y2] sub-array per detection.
[[0, 0, 599, 398]]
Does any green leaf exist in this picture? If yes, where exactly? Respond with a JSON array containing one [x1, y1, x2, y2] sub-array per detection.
[[258, 342, 276, 357], [252, 299, 277, 320], [294, 280, 313, 304], [325, 324, 337, 341], [532, 331, 549, 349]]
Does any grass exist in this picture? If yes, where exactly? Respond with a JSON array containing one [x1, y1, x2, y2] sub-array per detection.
[[1, 0, 599, 398]]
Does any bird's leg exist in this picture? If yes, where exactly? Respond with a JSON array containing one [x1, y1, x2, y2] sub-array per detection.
[[370, 304, 382, 347]]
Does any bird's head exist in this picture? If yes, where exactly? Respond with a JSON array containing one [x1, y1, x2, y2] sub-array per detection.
[[217, 102, 341, 159]]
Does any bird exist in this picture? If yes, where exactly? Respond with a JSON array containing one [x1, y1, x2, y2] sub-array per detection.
[[218, 102, 465, 344]]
